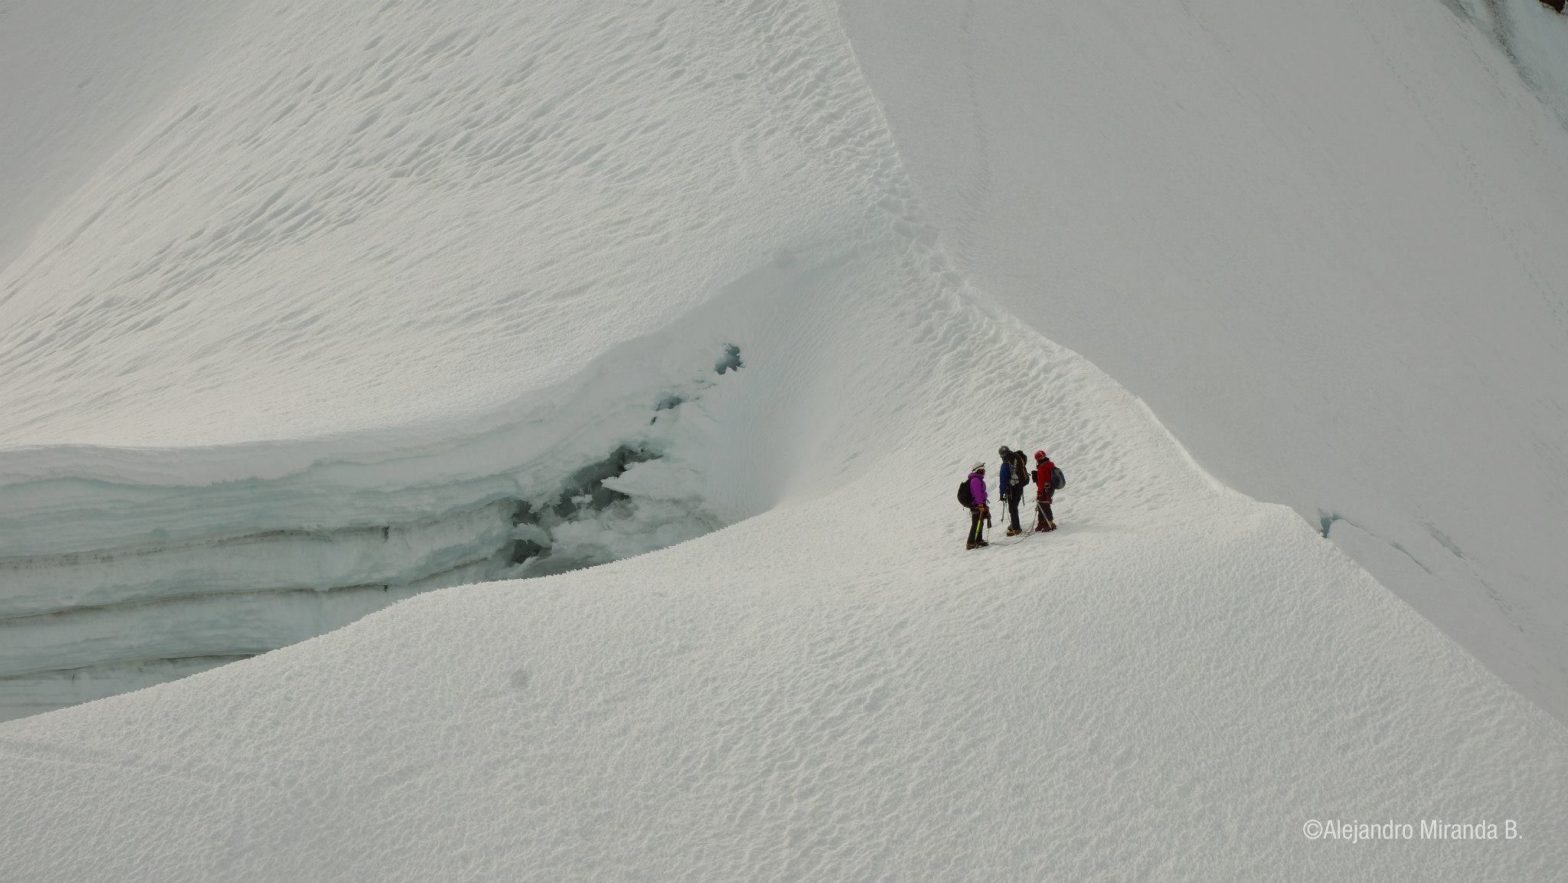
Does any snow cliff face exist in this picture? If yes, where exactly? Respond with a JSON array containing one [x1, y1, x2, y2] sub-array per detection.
[[0, 329, 741, 719], [1, 0, 1568, 878], [0, 0, 906, 716]]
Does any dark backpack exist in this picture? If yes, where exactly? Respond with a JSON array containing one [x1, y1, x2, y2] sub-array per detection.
[[957, 479, 975, 507], [1051, 465, 1066, 490], [1009, 452, 1027, 487]]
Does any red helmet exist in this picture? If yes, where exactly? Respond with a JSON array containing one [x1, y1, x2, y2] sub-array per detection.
[[1034, 450, 1047, 461]]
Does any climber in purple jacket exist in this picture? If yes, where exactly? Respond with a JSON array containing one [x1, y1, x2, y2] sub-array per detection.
[[963, 463, 990, 550]]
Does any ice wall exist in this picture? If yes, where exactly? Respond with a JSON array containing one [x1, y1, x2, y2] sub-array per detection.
[[0, 333, 746, 719], [0, 0, 913, 717]]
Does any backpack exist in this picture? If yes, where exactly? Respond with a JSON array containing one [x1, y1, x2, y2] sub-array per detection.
[[1051, 465, 1066, 490], [1009, 452, 1027, 487], [957, 479, 975, 508]]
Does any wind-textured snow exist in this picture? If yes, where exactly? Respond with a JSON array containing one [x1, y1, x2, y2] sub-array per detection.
[[0, 0, 239, 270], [841, 0, 1568, 721], [0, 0, 891, 710], [2, 0, 1568, 879]]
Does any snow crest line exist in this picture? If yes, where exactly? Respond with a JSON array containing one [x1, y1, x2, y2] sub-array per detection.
[[2, 2, 1567, 878]]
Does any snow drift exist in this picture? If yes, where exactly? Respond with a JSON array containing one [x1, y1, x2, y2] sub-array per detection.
[[2, 0, 1567, 878]]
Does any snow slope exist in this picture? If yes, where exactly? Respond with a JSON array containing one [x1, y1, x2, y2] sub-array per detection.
[[0, 0, 907, 713], [0, 0, 238, 269], [6, 232, 1568, 878], [2, 0, 1568, 878], [840, 0, 1568, 720]]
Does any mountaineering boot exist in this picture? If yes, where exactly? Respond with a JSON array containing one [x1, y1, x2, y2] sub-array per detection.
[[966, 540, 979, 550], [1006, 527, 1022, 537]]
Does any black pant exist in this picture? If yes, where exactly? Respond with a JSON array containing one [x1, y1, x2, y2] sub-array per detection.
[[968, 507, 986, 544], [1005, 487, 1022, 531], [1035, 497, 1054, 529]]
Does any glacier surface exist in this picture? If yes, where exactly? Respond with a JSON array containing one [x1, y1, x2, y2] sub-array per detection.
[[0, 0, 1566, 878], [840, 0, 1568, 721]]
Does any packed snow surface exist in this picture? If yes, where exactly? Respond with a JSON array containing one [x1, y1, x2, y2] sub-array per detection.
[[2, 0, 1568, 879], [841, 0, 1568, 720]]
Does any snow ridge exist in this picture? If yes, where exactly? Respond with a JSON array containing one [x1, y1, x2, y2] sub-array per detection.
[[838, 0, 1568, 722], [1, 0, 1566, 879]]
